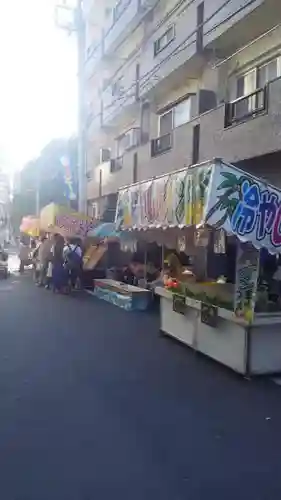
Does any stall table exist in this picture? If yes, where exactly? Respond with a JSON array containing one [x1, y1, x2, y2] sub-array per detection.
[[93, 279, 151, 311], [115, 158, 281, 375], [156, 287, 281, 376]]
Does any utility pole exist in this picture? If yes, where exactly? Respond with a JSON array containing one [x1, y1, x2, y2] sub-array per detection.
[[55, 0, 86, 213], [35, 167, 40, 216]]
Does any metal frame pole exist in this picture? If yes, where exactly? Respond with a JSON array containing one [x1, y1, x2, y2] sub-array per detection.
[[55, 1, 86, 213], [76, 0, 86, 213]]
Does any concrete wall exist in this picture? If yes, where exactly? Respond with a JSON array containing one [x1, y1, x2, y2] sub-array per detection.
[[90, 76, 281, 197], [198, 77, 281, 164]]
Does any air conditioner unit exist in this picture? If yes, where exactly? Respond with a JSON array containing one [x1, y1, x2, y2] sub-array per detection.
[[125, 128, 140, 149], [100, 148, 111, 163]]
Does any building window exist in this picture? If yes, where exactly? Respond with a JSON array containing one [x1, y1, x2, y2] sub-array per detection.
[[154, 25, 175, 56], [110, 157, 123, 172], [116, 133, 130, 157], [234, 56, 281, 119], [257, 56, 281, 87], [236, 69, 256, 98], [236, 56, 281, 98], [158, 109, 173, 136], [174, 98, 191, 128], [158, 98, 191, 135], [111, 77, 124, 97]]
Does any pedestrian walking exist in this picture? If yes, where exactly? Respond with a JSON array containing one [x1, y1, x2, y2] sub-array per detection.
[[37, 235, 52, 287], [51, 234, 68, 293], [18, 237, 30, 273], [63, 238, 83, 290]]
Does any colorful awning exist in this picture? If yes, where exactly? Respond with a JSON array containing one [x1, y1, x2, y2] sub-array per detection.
[[87, 222, 121, 239], [115, 159, 281, 255], [20, 216, 40, 237], [40, 203, 94, 238]]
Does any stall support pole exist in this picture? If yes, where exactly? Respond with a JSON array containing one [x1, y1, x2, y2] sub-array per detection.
[[161, 244, 164, 271], [144, 246, 147, 286]]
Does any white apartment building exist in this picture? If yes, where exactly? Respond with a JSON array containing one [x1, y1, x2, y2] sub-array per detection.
[[83, 0, 281, 218]]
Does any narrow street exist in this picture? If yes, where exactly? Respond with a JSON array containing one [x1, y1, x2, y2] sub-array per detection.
[[1, 273, 281, 500]]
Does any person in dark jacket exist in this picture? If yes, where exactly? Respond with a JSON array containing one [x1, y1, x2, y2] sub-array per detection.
[[51, 234, 67, 292]]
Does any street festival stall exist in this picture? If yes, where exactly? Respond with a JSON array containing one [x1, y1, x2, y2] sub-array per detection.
[[20, 216, 41, 238], [40, 203, 94, 238], [115, 158, 281, 376], [86, 223, 152, 310], [82, 223, 124, 288]]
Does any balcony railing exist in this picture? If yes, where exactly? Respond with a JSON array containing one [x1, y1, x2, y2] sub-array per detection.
[[225, 87, 268, 127], [110, 156, 123, 173], [151, 133, 172, 157]]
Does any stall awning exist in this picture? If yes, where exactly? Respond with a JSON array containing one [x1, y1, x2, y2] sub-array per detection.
[[87, 222, 121, 239], [115, 158, 281, 255], [20, 216, 40, 237], [40, 203, 95, 238]]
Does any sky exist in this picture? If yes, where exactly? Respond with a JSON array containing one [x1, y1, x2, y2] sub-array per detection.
[[0, 0, 78, 173]]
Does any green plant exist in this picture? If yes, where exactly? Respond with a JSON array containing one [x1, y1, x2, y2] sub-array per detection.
[[184, 284, 233, 311], [205, 171, 249, 228]]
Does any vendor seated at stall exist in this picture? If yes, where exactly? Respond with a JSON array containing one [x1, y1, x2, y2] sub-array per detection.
[[121, 257, 161, 288], [121, 260, 141, 286], [164, 253, 182, 281]]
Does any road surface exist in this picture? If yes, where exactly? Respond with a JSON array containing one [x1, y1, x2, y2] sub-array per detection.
[[0, 273, 281, 500]]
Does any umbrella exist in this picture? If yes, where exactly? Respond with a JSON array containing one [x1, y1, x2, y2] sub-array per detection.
[[87, 222, 120, 239]]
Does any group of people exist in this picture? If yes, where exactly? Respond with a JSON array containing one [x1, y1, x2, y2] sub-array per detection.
[[19, 233, 83, 293]]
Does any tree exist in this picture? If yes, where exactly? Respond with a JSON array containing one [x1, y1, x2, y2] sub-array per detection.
[[11, 137, 78, 233]]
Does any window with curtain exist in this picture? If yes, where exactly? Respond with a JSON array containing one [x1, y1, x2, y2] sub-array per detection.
[[158, 98, 191, 136], [235, 56, 281, 119], [158, 110, 173, 136], [174, 99, 191, 128], [257, 56, 281, 87]]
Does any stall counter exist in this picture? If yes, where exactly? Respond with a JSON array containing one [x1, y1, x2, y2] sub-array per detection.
[[93, 279, 151, 311], [155, 287, 281, 376]]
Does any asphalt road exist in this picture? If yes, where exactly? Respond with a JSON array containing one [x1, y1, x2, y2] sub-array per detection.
[[1, 274, 281, 500]]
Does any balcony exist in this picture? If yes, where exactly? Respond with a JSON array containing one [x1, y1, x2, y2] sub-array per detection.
[[198, 77, 281, 165], [103, 0, 158, 55], [87, 77, 281, 202], [224, 87, 267, 127], [88, 156, 133, 198], [139, 0, 202, 98], [101, 59, 138, 126], [88, 125, 195, 200], [203, 0, 281, 58], [151, 133, 172, 157]]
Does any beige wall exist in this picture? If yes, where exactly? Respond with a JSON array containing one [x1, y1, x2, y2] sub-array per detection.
[[88, 75, 281, 198], [85, 0, 281, 203], [198, 77, 281, 164]]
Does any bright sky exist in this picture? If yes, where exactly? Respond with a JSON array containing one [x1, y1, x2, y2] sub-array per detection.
[[0, 0, 78, 172]]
